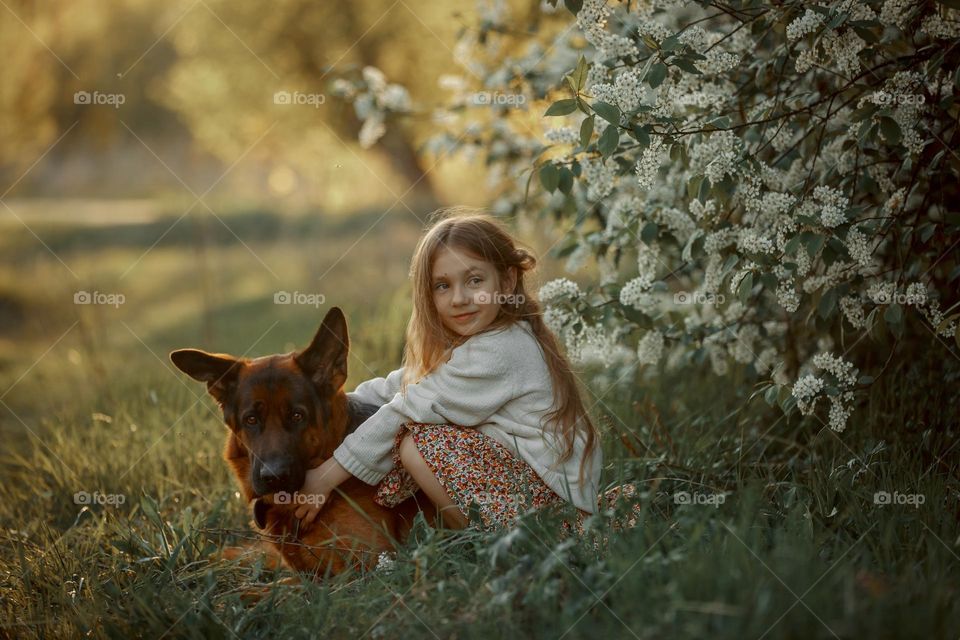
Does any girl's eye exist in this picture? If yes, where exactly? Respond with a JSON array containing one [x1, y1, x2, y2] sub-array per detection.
[[469, 277, 483, 285], [244, 415, 258, 426], [435, 282, 447, 291]]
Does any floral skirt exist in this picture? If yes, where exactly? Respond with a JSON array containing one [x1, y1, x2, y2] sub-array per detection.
[[373, 422, 641, 537]]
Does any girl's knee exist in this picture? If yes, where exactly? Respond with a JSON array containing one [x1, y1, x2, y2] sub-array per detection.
[[398, 433, 420, 466]]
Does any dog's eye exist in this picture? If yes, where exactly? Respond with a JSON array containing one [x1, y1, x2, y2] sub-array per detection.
[[244, 415, 259, 426], [291, 411, 304, 423]]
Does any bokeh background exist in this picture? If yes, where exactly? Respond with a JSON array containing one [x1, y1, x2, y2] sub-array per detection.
[[0, 0, 579, 433]]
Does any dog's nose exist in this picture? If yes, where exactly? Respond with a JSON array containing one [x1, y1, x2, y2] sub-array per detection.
[[259, 463, 290, 485]]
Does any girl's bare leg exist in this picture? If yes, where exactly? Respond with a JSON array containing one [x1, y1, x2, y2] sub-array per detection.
[[398, 433, 470, 529]]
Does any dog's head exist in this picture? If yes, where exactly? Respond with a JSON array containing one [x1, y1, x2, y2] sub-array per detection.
[[170, 306, 351, 502]]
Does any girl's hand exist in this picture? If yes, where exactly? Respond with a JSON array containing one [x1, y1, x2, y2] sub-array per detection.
[[293, 457, 352, 525]]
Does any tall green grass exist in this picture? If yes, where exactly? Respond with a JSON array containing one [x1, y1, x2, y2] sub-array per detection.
[[1, 207, 957, 639]]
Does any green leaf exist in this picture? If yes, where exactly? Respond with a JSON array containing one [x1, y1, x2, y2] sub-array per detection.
[[673, 58, 702, 74], [641, 222, 658, 243], [885, 303, 904, 339], [760, 272, 778, 292], [579, 115, 595, 149], [879, 116, 901, 145], [818, 288, 837, 319], [721, 253, 739, 275], [784, 235, 802, 256], [697, 176, 711, 203], [764, 385, 779, 406], [853, 25, 878, 43], [568, 55, 588, 92], [545, 99, 578, 116], [738, 271, 754, 304], [648, 63, 668, 88], [631, 124, 650, 147], [827, 11, 848, 29], [558, 167, 574, 194], [710, 115, 731, 129], [660, 35, 681, 51], [805, 234, 825, 259], [884, 302, 902, 325], [539, 164, 559, 192], [598, 124, 619, 157], [592, 101, 621, 125]]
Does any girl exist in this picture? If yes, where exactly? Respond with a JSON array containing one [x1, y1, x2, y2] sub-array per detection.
[[293, 208, 602, 533]]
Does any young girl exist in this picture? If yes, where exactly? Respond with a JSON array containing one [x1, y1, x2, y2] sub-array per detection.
[[292, 208, 603, 533]]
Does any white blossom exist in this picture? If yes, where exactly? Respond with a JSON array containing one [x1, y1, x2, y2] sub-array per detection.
[[636, 330, 664, 365], [539, 278, 582, 302], [787, 9, 825, 42]]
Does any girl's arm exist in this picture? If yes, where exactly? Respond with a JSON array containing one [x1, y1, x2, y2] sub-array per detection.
[[332, 333, 520, 485], [346, 366, 404, 407]]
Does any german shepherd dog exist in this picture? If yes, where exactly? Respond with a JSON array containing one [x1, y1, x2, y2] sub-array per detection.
[[170, 307, 436, 580]]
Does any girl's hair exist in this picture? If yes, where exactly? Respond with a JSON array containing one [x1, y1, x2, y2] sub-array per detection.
[[400, 206, 600, 489]]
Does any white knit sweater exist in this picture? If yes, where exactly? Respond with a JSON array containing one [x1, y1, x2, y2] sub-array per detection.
[[332, 320, 602, 514]]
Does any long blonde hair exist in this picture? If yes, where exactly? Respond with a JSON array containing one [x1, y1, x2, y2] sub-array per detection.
[[400, 207, 599, 488]]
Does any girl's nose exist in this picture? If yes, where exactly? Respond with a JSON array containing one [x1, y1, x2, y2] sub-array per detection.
[[452, 284, 469, 305]]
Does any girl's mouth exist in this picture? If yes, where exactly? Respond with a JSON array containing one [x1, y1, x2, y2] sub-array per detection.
[[452, 311, 478, 322]]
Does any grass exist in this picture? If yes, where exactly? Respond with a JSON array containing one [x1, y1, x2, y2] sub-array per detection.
[[0, 205, 957, 639]]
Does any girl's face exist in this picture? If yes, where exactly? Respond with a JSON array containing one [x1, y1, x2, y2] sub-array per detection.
[[431, 245, 516, 337]]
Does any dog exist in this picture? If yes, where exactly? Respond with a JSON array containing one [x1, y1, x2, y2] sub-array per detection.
[[170, 306, 437, 580]]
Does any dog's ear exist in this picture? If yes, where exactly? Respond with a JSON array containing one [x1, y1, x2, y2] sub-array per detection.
[[294, 306, 348, 393], [170, 349, 243, 407]]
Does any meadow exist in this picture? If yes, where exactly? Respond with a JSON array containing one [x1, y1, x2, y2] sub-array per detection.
[[1, 205, 957, 639]]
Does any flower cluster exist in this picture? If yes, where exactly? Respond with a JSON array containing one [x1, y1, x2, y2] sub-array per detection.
[[636, 330, 664, 365], [539, 278, 582, 302], [393, 0, 960, 439], [332, 66, 411, 149], [786, 9, 825, 42]]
